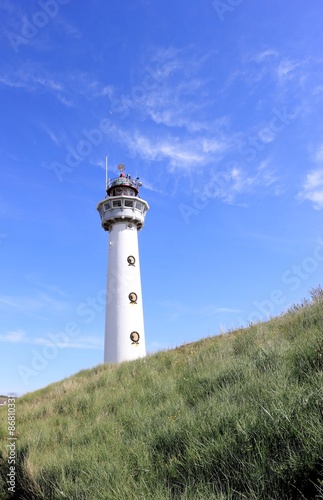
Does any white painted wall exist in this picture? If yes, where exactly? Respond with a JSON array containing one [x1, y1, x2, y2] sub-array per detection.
[[104, 221, 146, 363]]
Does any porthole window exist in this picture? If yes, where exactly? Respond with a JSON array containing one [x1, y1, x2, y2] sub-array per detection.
[[130, 332, 140, 344], [129, 292, 137, 303], [127, 255, 135, 266]]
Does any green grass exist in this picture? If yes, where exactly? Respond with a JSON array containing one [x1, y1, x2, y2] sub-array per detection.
[[1, 289, 323, 499]]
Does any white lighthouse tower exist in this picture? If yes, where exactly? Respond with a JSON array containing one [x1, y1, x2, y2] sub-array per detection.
[[97, 163, 149, 363]]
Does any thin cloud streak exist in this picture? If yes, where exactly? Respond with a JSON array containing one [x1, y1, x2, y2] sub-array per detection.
[[111, 127, 230, 172], [0, 65, 115, 105], [0, 329, 103, 350], [298, 142, 323, 210], [0, 293, 69, 314], [298, 168, 323, 210], [157, 300, 241, 321]]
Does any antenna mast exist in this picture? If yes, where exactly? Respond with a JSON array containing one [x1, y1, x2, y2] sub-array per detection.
[[105, 156, 109, 190]]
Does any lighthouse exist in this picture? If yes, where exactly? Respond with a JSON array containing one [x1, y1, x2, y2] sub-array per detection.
[[97, 164, 149, 363]]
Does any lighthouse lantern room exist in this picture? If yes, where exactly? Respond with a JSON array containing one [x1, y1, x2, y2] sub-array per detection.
[[97, 163, 149, 363]]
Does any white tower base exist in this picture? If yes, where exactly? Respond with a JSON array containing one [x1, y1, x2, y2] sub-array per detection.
[[104, 222, 146, 363]]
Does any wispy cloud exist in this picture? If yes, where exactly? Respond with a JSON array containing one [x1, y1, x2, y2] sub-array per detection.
[[298, 143, 323, 210], [112, 129, 229, 171], [148, 340, 173, 353], [108, 44, 233, 170], [53, 16, 82, 39], [106, 45, 284, 202], [276, 59, 302, 83], [40, 125, 62, 145], [23, 277, 69, 299], [0, 330, 26, 343], [158, 301, 240, 322], [0, 329, 102, 349], [226, 49, 320, 98], [0, 293, 68, 315], [253, 49, 279, 63], [0, 69, 63, 93], [193, 160, 279, 205], [113, 46, 219, 133], [298, 168, 323, 210], [33, 334, 103, 350], [139, 177, 165, 194], [314, 144, 323, 163], [140, 76, 212, 132], [0, 65, 115, 106], [232, 160, 277, 191]]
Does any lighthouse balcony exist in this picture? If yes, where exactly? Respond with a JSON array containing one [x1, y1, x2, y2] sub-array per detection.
[[97, 196, 149, 231]]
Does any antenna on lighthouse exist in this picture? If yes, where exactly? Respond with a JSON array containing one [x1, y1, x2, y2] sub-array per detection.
[[105, 156, 109, 190]]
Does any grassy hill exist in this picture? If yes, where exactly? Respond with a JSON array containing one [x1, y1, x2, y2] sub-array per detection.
[[1, 289, 322, 499]]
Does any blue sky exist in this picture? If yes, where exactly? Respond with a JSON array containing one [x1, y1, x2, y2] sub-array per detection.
[[1, 0, 323, 396]]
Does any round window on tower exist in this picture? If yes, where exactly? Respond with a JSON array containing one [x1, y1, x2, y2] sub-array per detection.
[[129, 292, 137, 303], [130, 331, 140, 344], [127, 255, 135, 266]]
